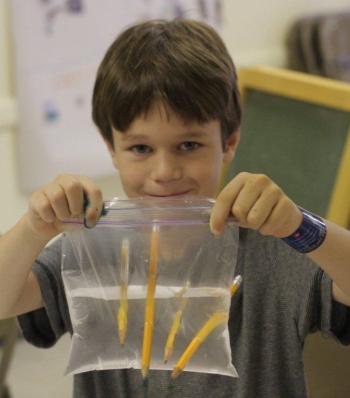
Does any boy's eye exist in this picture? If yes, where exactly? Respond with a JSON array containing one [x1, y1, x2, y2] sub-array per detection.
[[179, 141, 201, 151], [130, 144, 152, 154]]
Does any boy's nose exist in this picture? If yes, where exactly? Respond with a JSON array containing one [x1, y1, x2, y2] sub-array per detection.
[[150, 152, 182, 183]]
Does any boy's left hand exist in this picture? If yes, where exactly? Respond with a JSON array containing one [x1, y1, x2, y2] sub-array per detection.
[[210, 172, 303, 238]]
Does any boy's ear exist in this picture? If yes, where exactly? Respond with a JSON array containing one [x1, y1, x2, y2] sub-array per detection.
[[222, 129, 240, 164]]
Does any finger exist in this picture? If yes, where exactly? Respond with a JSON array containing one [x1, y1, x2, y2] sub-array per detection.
[[57, 176, 84, 217], [80, 177, 103, 227], [29, 191, 56, 223], [245, 185, 282, 230], [43, 184, 71, 221], [210, 173, 246, 235], [230, 180, 263, 223]]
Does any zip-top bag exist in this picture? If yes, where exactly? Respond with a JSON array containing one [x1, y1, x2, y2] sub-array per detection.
[[62, 197, 239, 381]]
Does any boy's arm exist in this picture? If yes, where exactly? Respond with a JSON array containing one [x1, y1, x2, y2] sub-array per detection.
[[0, 216, 47, 318], [307, 220, 350, 306], [211, 172, 350, 306], [0, 174, 103, 320]]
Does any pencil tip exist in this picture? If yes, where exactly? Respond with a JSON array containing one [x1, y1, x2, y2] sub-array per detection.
[[121, 337, 126, 346], [141, 369, 148, 381], [142, 377, 149, 388], [168, 380, 176, 391], [142, 378, 149, 398], [171, 367, 181, 380]]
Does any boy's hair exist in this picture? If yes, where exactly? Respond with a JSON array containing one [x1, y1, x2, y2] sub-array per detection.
[[92, 19, 241, 147]]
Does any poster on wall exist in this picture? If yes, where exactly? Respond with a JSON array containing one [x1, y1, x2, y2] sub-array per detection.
[[10, 0, 223, 192]]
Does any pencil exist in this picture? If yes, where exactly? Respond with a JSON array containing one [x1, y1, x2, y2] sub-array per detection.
[[230, 275, 242, 296], [117, 238, 129, 345], [164, 284, 189, 363], [171, 311, 229, 379], [141, 224, 160, 381], [171, 275, 242, 378]]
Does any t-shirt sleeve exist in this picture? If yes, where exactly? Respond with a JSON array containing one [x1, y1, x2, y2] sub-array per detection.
[[315, 270, 350, 344], [17, 237, 71, 348], [291, 247, 350, 345]]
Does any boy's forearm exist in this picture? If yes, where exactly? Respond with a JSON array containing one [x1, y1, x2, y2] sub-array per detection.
[[307, 220, 350, 305], [0, 215, 49, 319]]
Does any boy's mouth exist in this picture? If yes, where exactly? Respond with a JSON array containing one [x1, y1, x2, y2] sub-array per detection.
[[147, 191, 191, 198]]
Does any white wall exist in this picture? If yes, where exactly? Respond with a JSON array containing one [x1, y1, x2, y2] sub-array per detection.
[[0, 0, 124, 233], [0, 0, 28, 233], [222, 0, 350, 66], [1, 0, 350, 232]]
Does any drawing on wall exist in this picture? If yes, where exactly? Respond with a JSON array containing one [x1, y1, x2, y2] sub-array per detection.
[[11, 0, 223, 192], [39, 0, 85, 35]]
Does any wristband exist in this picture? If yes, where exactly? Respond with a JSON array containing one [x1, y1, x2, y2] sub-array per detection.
[[282, 207, 327, 253]]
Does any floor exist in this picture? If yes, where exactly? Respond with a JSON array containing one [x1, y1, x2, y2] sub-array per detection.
[[6, 333, 73, 398]]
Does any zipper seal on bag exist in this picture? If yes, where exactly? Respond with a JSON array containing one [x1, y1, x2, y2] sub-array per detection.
[[65, 196, 237, 228]]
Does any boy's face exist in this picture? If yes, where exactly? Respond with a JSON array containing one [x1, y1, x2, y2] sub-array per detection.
[[107, 103, 239, 198]]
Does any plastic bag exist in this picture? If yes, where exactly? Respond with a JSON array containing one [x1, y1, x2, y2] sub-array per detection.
[[61, 197, 239, 379]]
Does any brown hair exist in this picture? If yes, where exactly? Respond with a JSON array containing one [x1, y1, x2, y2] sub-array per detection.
[[92, 19, 241, 147]]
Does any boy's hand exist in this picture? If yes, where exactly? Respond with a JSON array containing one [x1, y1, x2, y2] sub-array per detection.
[[210, 172, 303, 238], [25, 174, 104, 240]]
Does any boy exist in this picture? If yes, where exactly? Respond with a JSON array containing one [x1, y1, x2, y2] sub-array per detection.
[[1, 19, 350, 398]]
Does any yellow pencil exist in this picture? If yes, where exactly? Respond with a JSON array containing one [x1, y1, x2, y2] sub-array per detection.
[[164, 284, 189, 363], [171, 275, 242, 378], [117, 238, 129, 345], [171, 311, 229, 379], [230, 275, 242, 296], [141, 224, 159, 380]]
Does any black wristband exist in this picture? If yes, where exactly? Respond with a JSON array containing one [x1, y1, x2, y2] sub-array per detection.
[[282, 207, 327, 253]]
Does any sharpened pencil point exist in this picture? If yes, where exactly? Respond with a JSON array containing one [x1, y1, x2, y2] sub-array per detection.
[[164, 346, 172, 364], [142, 377, 149, 398], [167, 380, 176, 391], [141, 368, 149, 381], [118, 327, 126, 346], [171, 367, 181, 379]]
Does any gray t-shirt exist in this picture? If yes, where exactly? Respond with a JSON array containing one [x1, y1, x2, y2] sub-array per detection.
[[18, 228, 350, 398]]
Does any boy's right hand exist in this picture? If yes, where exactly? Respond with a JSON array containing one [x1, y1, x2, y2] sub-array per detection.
[[25, 174, 104, 240]]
